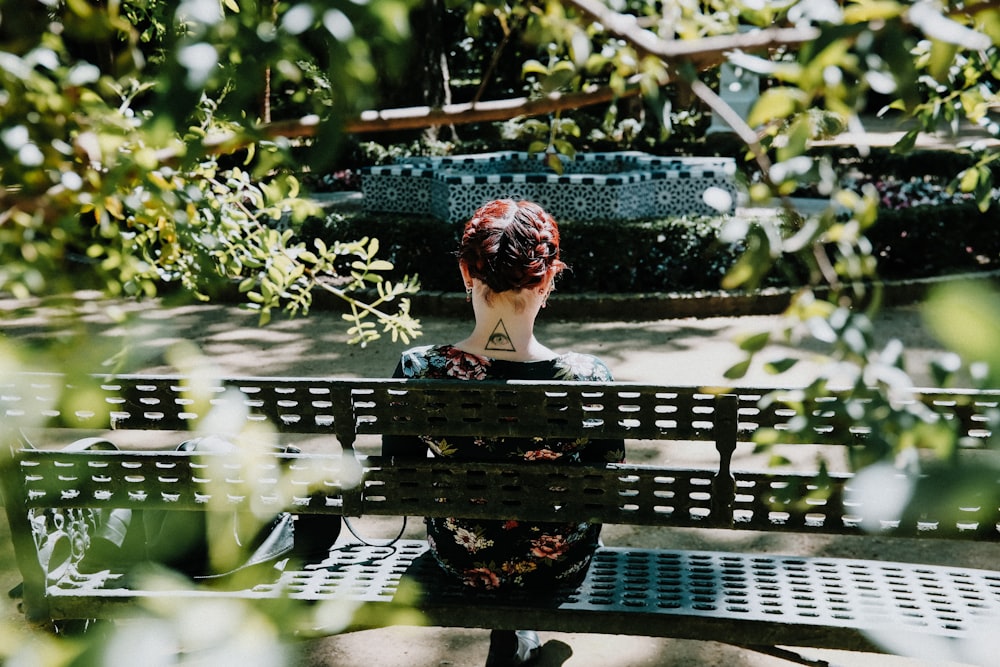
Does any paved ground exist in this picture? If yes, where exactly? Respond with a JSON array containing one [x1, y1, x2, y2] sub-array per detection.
[[0, 290, 954, 387]]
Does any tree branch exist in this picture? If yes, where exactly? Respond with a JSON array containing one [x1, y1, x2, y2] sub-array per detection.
[[560, 0, 811, 176], [563, 0, 819, 66], [186, 9, 821, 158], [261, 80, 648, 140]]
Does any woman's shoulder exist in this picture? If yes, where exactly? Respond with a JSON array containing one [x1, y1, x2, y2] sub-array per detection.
[[396, 344, 492, 380], [397, 344, 444, 377], [551, 352, 615, 381]]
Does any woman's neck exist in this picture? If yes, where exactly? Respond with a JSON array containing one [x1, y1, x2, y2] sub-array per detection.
[[455, 290, 556, 362]]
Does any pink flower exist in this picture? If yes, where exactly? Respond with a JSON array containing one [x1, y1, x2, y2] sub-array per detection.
[[531, 534, 570, 560], [443, 348, 488, 380], [464, 567, 501, 589], [524, 449, 562, 461]]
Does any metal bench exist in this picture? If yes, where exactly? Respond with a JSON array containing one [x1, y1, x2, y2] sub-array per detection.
[[2, 373, 998, 665]]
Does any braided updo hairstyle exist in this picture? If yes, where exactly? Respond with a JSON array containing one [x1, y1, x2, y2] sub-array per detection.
[[458, 199, 567, 295]]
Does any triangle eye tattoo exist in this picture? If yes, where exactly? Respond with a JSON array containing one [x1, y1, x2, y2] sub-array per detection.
[[485, 319, 516, 352]]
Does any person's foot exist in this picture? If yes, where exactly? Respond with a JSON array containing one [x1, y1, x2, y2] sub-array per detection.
[[485, 630, 541, 666]]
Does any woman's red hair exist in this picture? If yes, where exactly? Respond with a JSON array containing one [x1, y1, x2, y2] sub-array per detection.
[[458, 199, 567, 293]]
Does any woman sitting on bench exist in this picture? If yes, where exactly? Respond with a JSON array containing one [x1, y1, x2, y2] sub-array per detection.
[[384, 199, 626, 667]]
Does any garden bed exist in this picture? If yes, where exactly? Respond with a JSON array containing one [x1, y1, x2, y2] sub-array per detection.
[[301, 197, 999, 296]]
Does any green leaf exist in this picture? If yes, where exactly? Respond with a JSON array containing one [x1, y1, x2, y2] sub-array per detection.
[[927, 39, 959, 84], [545, 152, 564, 174], [765, 358, 799, 374], [552, 139, 576, 158], [777, 116, 811, 162], [958, 167, 980, 193], [738, 331, 771, 353], [768, 454, 793, 468], [842, 1, 903, 23], [722, 227, 772, 290], [724, 359, 752, 380], [891, 129, 919, 154], [528, 141, 548, 154], [975, 174, 994, 212], [541, 67, 576, 94], [522, 59, 548, 77], [747, 88, 805, 127], [924, 281, 1000, 374]]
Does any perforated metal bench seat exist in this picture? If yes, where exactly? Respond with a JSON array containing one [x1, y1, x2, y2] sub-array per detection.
[[39, 540, 1000, 655]]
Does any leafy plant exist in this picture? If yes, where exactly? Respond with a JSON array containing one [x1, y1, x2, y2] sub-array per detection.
[[0, 0, 420, 347]]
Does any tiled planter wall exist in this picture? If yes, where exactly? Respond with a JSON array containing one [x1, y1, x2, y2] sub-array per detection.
[[361, 151, 740, 223]]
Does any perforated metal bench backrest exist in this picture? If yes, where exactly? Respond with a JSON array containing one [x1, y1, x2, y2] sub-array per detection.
[[3, 374, 998, 538], [4, 374, 995, 443]]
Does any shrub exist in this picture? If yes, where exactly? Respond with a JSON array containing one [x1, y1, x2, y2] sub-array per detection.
[[298, 199, 999, 297], [867, 202, 1000, 278], [300, 212, 780, 294]]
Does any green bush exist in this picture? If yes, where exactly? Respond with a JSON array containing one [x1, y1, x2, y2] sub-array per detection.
[[815, 147, 994, 182], [867, 202, 1000, 278], [298, 200, 998, 296], [300, 212, 775, 294]]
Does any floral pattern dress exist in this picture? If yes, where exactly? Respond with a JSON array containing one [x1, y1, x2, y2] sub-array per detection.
[[384, 344, 626, 591]]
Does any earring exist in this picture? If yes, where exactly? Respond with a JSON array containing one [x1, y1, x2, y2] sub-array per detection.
[[466, 285, 473, 302]]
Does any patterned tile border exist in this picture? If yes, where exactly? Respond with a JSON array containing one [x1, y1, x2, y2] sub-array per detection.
[[360, 151, 741, 222]]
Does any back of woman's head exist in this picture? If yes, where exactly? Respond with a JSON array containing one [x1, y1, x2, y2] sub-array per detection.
[[458, 199, 567, 293]]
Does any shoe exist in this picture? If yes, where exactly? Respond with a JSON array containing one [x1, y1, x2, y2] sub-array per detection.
[[485, 629, 541, 667]]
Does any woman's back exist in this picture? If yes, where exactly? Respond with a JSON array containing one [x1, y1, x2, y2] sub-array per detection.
[[388, 344, 625, 590]]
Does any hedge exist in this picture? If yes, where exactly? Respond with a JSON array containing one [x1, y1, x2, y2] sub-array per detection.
[[299, 213, 754, 294], [296, 198, 999, 296], [867, 202, 1000, 279]]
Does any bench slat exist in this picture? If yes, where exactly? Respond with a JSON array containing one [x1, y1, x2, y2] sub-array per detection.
[[351, 381, 724, 440], [11, 449, 349, 513], [5, 374, 996, 445], [11, 448, 1000, 538]]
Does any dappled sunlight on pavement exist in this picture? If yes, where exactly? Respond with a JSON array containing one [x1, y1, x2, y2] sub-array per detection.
[[1, 293, 949, 388]]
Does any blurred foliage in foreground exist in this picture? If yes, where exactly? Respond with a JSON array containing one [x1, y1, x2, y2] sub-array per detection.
[[2, 0, 1000, 665], [0, 0, 421, 346]]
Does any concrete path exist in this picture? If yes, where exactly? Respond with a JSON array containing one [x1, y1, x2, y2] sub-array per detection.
[[0, 293, 951, 388]]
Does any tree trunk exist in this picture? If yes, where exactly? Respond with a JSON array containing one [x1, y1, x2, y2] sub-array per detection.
[[420, 0, 456, 142]]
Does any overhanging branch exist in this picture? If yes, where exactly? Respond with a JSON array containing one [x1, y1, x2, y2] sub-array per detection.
[[560, 0, 820, 175], [264, 80, 647, 140], [193, 9, 822, 158]]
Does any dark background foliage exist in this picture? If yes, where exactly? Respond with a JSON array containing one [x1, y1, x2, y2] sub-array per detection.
[[298, 145, 1000, 295]]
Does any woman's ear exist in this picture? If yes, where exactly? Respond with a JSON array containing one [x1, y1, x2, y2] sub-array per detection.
[[459, 261, 473, 287]]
